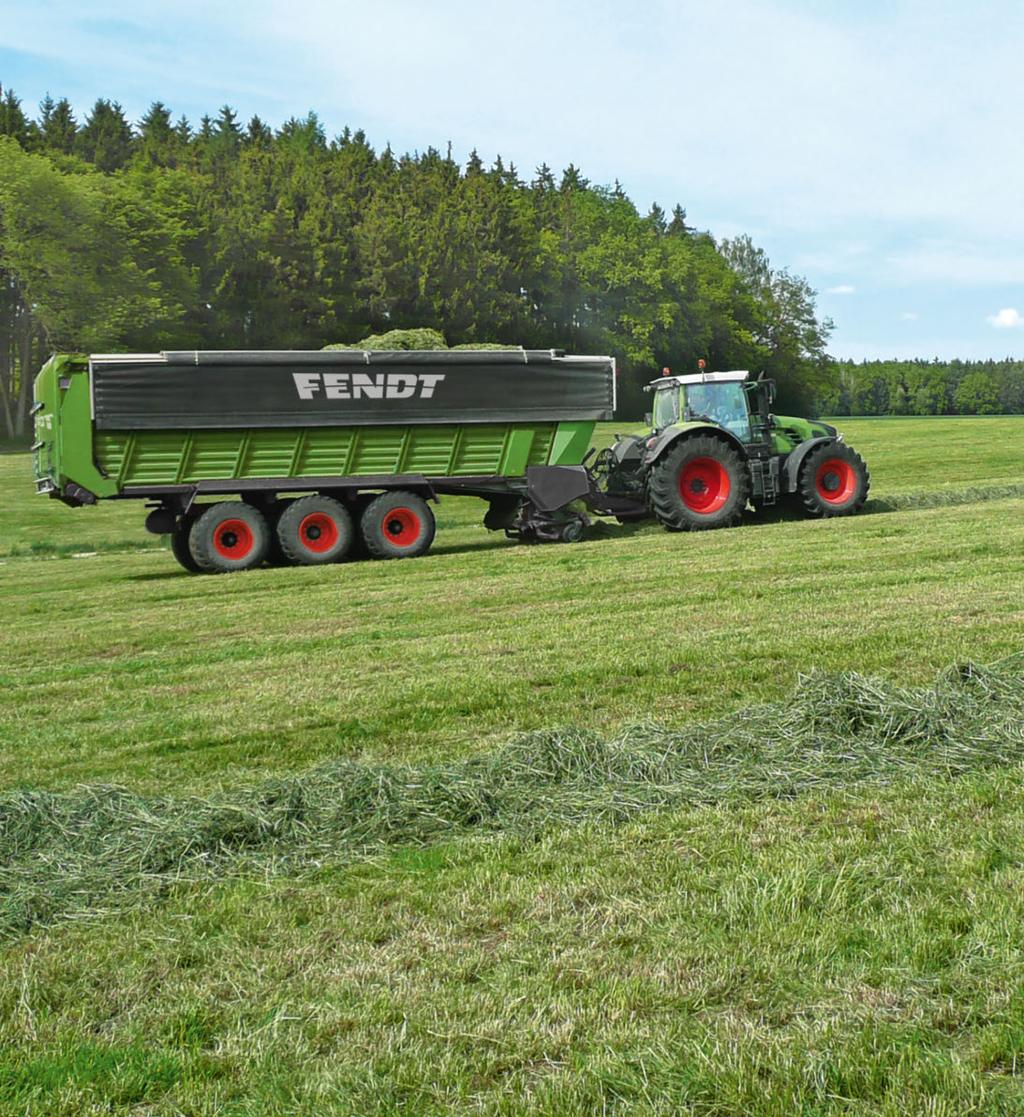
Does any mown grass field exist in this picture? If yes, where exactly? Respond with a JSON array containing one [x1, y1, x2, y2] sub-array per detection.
[[2, 416, 1024, 1115]]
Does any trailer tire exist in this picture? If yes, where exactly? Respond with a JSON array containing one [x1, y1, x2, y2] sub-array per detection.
[[361, 492, 436, 559], [344, 494, 375, 561], [263, 499, 294, 566], [648, 435, 749, 531], [276, 495, 353, 565], [170, 515, 202, 574], [798, 442, 870, 518], [188, 502, 270, 573]]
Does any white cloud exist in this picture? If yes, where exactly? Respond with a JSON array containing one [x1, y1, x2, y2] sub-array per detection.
[[901, 312, 919, 321], [826, 284, 856, 295], [987, 307, 1024, 329]]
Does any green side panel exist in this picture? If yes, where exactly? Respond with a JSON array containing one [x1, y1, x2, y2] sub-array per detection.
[[500, 428, 539, 475], [93, 420, 595, 488], [548, 421, 596, 466]]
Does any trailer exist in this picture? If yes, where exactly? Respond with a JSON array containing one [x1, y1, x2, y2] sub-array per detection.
[[32, 348, 621, 571], [32, 349, 869, 573]]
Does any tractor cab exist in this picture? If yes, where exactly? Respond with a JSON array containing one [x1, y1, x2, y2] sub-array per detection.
[[648, 369, 775, 445]]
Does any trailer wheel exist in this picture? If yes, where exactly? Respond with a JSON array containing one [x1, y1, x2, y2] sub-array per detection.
[[262, 499, 294, 566], [188, 502, 270, 573], [361, 492, 436, 559], [342, 494, 375, 561], [276, 495, 353, 565], [170, 515, 202, 574], [798, 442, 870, 518], [648, 435, 750, 531]]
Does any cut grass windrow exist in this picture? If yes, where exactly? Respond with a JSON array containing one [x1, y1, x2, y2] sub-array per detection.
[[3, 658, 1023, 940], [865, 481, 1024, 512]]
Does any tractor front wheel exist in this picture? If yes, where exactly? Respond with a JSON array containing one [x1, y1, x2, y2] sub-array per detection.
[[798, 442, 869, 518], [648, 436, 750, 531]]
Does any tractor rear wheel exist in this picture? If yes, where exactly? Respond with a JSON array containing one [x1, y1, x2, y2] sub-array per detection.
[[798, 442, 869, 518], [361, 491, 436, 559], [276, 495, 354, 565], [188, 502, 270, 573], [648, 436, 750, 531]]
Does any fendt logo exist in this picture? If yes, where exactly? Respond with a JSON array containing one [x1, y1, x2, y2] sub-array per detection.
[[292, 371, 445, 401]]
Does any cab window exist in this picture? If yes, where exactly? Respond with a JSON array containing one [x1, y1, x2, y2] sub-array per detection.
[[652, 387, 679, 429], [683, 382, 751, 439]]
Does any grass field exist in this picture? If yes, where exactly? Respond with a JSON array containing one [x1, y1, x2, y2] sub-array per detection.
[[2, 416, 1024, 1114]]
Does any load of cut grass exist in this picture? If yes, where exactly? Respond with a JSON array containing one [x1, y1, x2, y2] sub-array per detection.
[[2, 660, 1023, 939]]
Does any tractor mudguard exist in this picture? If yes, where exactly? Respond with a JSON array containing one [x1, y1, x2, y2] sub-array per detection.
[[610, 434, 644, 464], [782, 436, 836, 493], [643, 422, 747, 467]]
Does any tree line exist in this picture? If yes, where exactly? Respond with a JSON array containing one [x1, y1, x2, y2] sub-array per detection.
[[823, 358, 1024, 417], [0, 86, 1019, 442]]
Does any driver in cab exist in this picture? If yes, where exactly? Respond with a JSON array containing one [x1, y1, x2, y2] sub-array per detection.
[[686, 384, 748, 436]]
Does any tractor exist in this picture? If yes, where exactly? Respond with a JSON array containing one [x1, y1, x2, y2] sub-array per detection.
[[584, 366, 870, 531]]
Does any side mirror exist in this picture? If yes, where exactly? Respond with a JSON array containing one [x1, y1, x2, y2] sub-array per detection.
[[643, 412, 653, 427]]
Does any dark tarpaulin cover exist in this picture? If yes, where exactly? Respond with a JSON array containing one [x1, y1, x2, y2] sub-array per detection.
[[90, 350, 616, 430]]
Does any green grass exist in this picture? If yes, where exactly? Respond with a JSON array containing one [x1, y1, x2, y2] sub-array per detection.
[[2, 417, 1024, 793], [2, 416, 1024, 1114], [5, 770, 1024, 1115]]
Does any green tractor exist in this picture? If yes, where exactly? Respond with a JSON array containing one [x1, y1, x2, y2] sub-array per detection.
[[588, 367, 869, 530]]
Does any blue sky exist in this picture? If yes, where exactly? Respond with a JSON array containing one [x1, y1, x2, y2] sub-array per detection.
[[2, 0, 1022, 361]]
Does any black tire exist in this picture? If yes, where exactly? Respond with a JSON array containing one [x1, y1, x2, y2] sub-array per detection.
[[170, 515, 202, 574], [263, 499, 294, 567], [560, 517, 585, 543], [798, 442, 870, 518], [648, 435, 750, 531], [360, 491, 436, 559], [276, 495, 354, 565], [188, 502, 270, 573], [344, 494, 375, 561]]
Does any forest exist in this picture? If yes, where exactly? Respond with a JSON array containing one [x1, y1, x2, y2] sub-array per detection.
[[0, 86, 1020, 440]]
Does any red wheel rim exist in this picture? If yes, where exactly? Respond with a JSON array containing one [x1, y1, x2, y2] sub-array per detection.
[[213, 518, 254, 559], [815, 458, 858, 504], [382, 507, 422, 547], [678, 457, 731, 514], [299, 511, 339, 553]]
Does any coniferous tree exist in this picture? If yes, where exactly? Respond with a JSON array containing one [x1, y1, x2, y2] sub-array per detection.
[[0, 86, 33, 146], [213, 105, 242, 154], [38, 95, 77, 154], [667, 204, 693, 236], [76, 99, 133, 170], [136, 102, 177, 166], [244, 115, 273, 148]]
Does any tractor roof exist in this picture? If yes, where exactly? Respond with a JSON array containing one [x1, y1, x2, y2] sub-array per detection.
[[648, 370, 751, 388]]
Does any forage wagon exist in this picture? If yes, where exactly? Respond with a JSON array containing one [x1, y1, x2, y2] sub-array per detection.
[[32, 349, 869, 572]]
